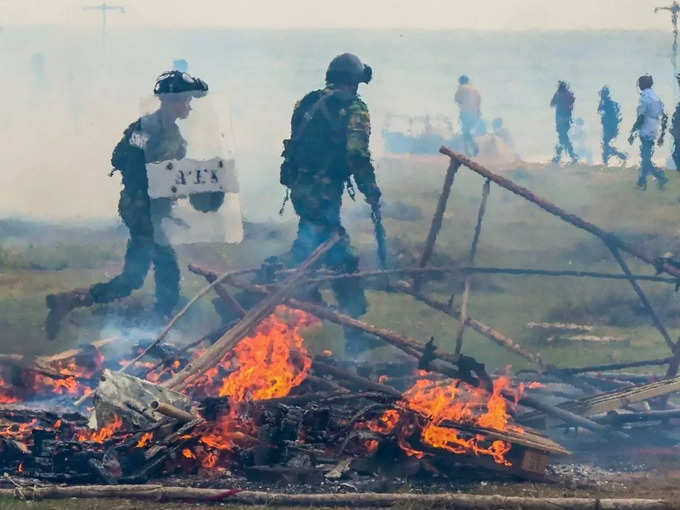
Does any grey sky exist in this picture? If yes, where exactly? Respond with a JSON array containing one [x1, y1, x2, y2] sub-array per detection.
[[0, 0, 678, 31]]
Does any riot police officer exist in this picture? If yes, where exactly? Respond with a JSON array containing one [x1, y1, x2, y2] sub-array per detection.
[[45, 71, 209, 339], [280, 53, 383, 358]]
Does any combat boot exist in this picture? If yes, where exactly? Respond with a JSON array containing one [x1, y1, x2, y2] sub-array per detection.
[[45, 289, 94, 340]]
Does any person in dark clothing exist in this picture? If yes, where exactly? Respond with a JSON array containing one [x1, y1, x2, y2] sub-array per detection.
[[669, 73, 680, 171], [45, 71, 208, 339], [598, 86, 627, 165], [550, 81, 579, 164], [280, 53, 383, 358]]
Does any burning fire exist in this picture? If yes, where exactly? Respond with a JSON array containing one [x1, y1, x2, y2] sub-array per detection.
[[366, 375, 524, 465], [76, 414, 124, 444], [0, 372, 19, 404], [217, 311, 313, 401], [136, 432, 153, 448], [193, 308, 316, 464], [2, 419, 37, 444]]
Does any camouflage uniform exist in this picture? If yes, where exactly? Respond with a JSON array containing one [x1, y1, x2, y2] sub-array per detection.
[[282, 86, 381, 331], [89, 110, 185, 315]]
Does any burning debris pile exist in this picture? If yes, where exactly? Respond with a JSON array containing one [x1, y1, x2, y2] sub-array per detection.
[[4, 148, 680, 500], [0, 306, 568, 486]]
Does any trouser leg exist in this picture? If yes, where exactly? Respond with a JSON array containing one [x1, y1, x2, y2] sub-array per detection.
[[602, 136, 612, 165], [673, 142, 680, 171], [553, 140, 563, 163], [152, 243, 180, 316], [639, 137, 666, 187], [460, 114, 479, 157], [90, 235, 153, 303], [290, 219, 374, 357], [559, 128, 578, 161]]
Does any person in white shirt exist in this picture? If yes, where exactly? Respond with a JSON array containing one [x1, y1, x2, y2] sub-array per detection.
[[628, 74, 668, 190]]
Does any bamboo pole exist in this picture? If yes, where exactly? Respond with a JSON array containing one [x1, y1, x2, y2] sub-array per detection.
[[414, 157, 461, 292], [0, 485, 672, 509], [164, 230, 342, 391], [455, 178, 491, 355]]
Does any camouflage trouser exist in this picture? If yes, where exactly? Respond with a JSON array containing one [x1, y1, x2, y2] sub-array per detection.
[[290, 219, 367, 319], [89, 236, 180, 315], [89, 191, 180, 315]]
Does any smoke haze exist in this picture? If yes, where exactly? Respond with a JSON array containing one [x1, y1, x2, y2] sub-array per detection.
[[2, 26, 680, 221]]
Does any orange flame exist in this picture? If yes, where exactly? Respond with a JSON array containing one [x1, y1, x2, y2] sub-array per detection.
[[366, 375, 524, 465], [32, 351, 104, 397], [0, 372, 19, 404], [217, 312, 313, 401], [76, 414, 124, 444], [1, 419, 37, 444], [136, 432, 153, 448], [201, 451, 219, 469], [182, 448, 197, 459], [193, 307, 316, 468]]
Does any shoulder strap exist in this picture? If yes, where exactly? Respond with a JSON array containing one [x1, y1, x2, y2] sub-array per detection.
[[293, 90, 352, 141]]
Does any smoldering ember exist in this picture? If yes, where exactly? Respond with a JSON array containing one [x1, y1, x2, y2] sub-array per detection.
[[2, 146, 680, 509]]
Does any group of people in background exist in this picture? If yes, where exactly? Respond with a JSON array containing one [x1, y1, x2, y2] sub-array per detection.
[[454, 73, 680, 191], [549, 75, 680, 191]]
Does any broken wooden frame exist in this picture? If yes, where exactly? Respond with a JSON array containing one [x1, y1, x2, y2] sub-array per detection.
[[434, 147, 680, 378]]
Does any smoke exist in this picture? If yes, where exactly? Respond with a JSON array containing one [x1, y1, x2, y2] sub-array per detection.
[[1, 26, 679, 223]]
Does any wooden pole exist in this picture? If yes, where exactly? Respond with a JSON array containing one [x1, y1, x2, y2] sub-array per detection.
[[190, 263, 534, 370], [518, 394, 628, 439], [414, 158, 461, 292], [439, 146, 680, 280], [163, 230, 342, 391], [395, 282, 543, 367], [552, 357, 672, 375], [120, 268, 251, 374], [0, 485, 672, 509], [606, 245, 675, 353], [150, 401, 198, 423], [455, 178, 491, 355]]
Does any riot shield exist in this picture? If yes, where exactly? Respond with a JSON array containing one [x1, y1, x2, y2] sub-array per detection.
[[138, 84, 243, 246]]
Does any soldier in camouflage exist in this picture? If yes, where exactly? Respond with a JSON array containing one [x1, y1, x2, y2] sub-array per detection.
[[280, 53, 383, 358], [45, 71, 208, 339]]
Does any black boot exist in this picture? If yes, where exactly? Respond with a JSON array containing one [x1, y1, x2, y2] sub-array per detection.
[[45, 289, 93, 340]]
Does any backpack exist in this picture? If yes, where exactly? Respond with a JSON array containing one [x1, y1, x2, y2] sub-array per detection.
[[280, 89, 353, 187]]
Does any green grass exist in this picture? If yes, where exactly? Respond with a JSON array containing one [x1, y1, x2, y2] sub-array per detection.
[[1, 156, 680, 371]]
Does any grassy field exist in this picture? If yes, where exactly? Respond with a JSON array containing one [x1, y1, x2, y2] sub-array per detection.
[[2, 155, 680, 371], [2, 155, 680, 507]]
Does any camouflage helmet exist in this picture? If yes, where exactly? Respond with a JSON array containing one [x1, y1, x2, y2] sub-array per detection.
[[325, 53, 372, 85], [154, 70, 208, 97]]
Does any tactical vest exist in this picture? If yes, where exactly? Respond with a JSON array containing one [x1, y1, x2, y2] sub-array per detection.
[[281, 89, 354, 187]]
